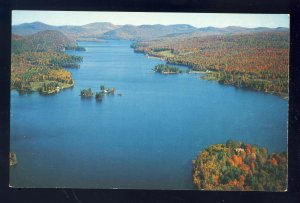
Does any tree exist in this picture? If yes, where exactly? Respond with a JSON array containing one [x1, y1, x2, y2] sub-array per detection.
[[100, 85, 106, 91], [95, 92, 104, 101], [193, 140, 287, 191]]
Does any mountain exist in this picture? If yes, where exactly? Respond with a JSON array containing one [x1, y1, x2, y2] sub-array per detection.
[[12, 22, 197, 40], [12, 21, 289, 41], [78, 22, 120, 40], [12, 22, 119, 41], [12, 22, 56, 36], [57, 22, 120, 40], [101, 24, 141, 40], [102, 24, 197, 40], [82, 22, 120, 33], [161, 26, 289, 39], [275, 27, 289, 32]]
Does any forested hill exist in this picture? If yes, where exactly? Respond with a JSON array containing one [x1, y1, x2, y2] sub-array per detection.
[[12, 30, 77, 53], [11, 30, 83, 94], [132, 30, 289, 98]]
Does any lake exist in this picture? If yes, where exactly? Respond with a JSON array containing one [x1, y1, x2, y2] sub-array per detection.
[[10, 40, 288, 189]]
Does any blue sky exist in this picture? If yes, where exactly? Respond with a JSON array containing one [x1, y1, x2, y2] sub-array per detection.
[[12, 11, 289, 28]]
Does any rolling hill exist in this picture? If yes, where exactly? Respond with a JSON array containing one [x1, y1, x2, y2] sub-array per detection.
[[12, 30, 77, 53], [12, 22, 198, 40], [12, 22, 56, 36], [12, 22, 289, 41], [12, 21, 119, 41], [102, 24, 197, 40]]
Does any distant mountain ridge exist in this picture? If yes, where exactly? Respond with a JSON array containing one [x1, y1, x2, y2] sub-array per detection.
[[102, 24, 198, 40], [12, 21, 119, 41], [12, 21, 289, 41]]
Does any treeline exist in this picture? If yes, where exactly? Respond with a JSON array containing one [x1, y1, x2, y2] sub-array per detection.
[[12, 51, 82, 68], [11, 30, 84, 94], [65, 46, 86, 51], [133, 31, 289, 98], [193, 140, 287, 191], [202, 70, 288, 95]]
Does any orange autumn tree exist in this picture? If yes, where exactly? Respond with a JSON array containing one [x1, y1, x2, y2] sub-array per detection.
[[193, 140, 287, 191]]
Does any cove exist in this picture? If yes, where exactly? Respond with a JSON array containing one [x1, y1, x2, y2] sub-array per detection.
[[10, 40, 288, 189]]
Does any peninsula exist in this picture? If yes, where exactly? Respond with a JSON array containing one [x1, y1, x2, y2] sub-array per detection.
[[11, 30, 84, 95]]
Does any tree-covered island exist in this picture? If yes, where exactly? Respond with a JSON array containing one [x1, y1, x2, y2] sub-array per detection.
[[80, 88, 94, 98], [95, 92, 104, 101], [153, 64, 183, 74], [100, 85, 116, 94], [11, 30, 84, 95], [193, 140, 287, 191], [81, 85, 117, 101]]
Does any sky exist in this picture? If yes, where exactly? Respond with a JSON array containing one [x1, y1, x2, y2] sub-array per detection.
[[12, 11, 289, 28]]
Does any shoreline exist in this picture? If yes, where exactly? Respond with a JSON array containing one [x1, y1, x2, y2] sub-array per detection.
[[146, 54, 166, 61], [12, 80, 75, 95], [136, 48, 288, 100], [40, 82, 74, 95]]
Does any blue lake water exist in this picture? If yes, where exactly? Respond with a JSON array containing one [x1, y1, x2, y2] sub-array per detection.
[[10, 40, 288, 189]]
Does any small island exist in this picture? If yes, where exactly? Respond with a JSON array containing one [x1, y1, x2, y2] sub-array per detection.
[[193, 140, 287, 191], [153, 64, 183, 74], [80, 88, 94, 98], [100, 85, 115, 95], [10, 152, 17, 166], [81, 85, 117, 101], [95, 92, 104, 101]]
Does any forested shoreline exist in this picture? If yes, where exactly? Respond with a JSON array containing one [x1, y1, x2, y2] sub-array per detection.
[[11, 23, 289, 98], [132, 31, 289, 98], [11, 30, 84, 94]]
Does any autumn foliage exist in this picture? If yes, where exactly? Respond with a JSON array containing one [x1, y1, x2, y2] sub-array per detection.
[[193, 140, 287, 191], [11, 31, 83, 94], [133, 31, 289, 98]]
